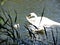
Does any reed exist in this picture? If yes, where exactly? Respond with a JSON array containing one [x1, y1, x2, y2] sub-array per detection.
[[55, 27, 58, 45], [51, 28, 56, 45], [24, 24, 36, 39], [0, 8, 21, 45]]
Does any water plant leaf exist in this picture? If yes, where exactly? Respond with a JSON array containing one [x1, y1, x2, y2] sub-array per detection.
[[39, 7, 45, 24], [43, 26, 48, 38], [0, 39, 7, 44], [3, 19, 9, 26], [15, 30, 20, 38], [0, 16, 5, 24], [1, 7, 8, 19], [55, 28, 58, 45], [5, 30, 16, 41], [24, 24, 36, 39], [14, 9, 17, 23], [51, 29, 56, 45]]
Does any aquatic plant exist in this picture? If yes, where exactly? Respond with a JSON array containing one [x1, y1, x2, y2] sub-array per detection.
[[51, 27, 57, 45], [0, 6, 59, 45], [0, 7, 21, 45]]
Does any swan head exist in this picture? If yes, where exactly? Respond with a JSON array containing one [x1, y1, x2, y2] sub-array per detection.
[[26, 12, 38, 24], [26, 12, 37, 19]]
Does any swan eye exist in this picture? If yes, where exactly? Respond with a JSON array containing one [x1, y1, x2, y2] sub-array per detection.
[[27, 15, 31, 18], [30, 16, 35, 18], [28, 14, 31, 17], [28, 16, 35, 19]]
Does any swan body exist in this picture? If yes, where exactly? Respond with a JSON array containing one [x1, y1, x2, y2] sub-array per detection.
[[26, 12, 60, 32], [26, 12, 60, 27]]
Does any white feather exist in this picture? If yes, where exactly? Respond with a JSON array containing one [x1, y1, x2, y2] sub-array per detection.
[[26, 12, 60, 31]]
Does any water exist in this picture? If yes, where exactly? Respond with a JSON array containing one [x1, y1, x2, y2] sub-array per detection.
[[1, 0, 60, 45], [3, 0, 60, 22]]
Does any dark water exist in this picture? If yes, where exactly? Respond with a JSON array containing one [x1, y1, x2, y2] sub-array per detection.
[[2, 0, 60, 45], [3, 0, 60, 22]]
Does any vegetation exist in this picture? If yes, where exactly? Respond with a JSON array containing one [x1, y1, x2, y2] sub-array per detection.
[[0, 4, 59, 45]]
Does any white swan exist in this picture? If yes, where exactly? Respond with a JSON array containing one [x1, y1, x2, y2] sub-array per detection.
[[26, 12, 60, 32]]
